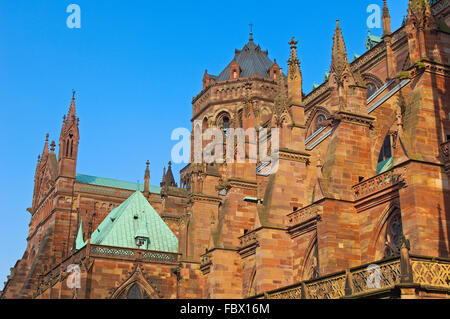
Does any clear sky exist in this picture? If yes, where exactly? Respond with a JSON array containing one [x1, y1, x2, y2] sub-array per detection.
[[0, 0, 410, 290]]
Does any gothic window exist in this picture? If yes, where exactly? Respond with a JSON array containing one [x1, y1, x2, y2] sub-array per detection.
[[65, 139, 69, 157], [127, 284, 143, 299], [383, 213, 403, 258], [223, 116, 230, 130], [217, 112, 231, 137], [367, 82, 378, 99], [377, 134, 395, 174], [378, 135, 393, 162], [316, 114, 326, 126], [303, 241, 319, 280], [311, 113, 328, 133]]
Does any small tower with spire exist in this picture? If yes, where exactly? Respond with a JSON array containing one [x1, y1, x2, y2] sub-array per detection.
[[287, 36, 303, 104], [382, 0, 391, 37], [144, 160, 150, 197], [161, 161, 177, 188], [329, 20, 366, 112], [382, 0, 397, 80], [57, 91, 80, 180]]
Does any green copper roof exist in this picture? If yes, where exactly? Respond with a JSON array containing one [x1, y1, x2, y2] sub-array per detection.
[[376, 156, 394, 175], [90, 191, 178, 253], [365, 31, 382, 50], [75, 219, 87, 250], [76, 174, 161, 194]]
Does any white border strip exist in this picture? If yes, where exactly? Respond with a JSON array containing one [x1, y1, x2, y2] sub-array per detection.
[[367, 79, 394, 104], [306, 129, 332, 151], [305, 126, 327, 144], [368, 79, 411, 114]]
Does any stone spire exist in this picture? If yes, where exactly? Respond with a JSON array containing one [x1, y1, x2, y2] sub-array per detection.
[[330, 20, 349, 82], [68, 90, 77, 123], [382, 0, 391, 36], [144, 160, 150, 195], [57, 92, 80, 178], [164, 161, 177, 187], [50, 141, 56, 154], [41, 133, 49, 163], [287, 36, 302, 103], [383, 0, 397, 80]]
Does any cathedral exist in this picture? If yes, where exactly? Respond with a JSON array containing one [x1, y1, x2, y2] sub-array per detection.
[[1, 0, 450, 299]]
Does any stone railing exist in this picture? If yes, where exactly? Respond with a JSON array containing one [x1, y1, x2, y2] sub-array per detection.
[[287, 206, 321, 227], [352, 166, 407, 201], [411, 255, 450, 288], [89, 245, 179, 264], [239, 231, 258, 248], [253, 254, 450, 299], [350, 259, 401, 295]]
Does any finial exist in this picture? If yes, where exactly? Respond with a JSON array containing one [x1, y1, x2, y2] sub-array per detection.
[[63, 114, 66, 124], [72, 89, 76, 100], [45, 133, 49, 142], [289, 36, 298, 50], [146, 160, 150, 168], [249, 23, 254, 41], [168, 161, 172, 168], [37, 155, 41, 163], [50, 141, 56, 153], [336, 19, 340, 28]]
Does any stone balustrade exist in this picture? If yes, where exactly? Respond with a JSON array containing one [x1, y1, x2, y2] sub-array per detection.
[[254, 254, 450, 299], [352, 166, 407, 201]]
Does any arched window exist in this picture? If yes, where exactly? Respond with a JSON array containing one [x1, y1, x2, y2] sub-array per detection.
[[367, 83, 378, 99], [377, 135, 394, 174], [383, 213, 403, 258], [223, 116, 230, 130], [313, 113, 327, 132], [127, 284, 143, 299]]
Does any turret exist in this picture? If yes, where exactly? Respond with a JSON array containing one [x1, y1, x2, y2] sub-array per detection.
[[144, 160, 150, 196], [382, 0, 391, 36], [287, 37, 302, 104], [57, 91, 80, 179]]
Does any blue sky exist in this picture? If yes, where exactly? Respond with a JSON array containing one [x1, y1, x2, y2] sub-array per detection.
[[0, 0, 410, 290]]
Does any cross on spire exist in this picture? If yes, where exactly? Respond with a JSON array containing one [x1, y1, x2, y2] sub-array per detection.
[[249, 23, 254, 41]]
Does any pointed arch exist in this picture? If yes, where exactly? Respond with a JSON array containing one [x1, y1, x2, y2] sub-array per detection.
[[305, 106, 330, 138], [246, 266, 257, 297], [301, 234, 319, 281], [369, 202, 404, 261], [110, 266, 160, 299]]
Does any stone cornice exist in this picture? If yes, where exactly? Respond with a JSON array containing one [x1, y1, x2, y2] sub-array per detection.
[[188, 193, 222, 204], [227, 177, 258, 190], [278, 148, 311, 164], [334, 111, 375, 127]]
